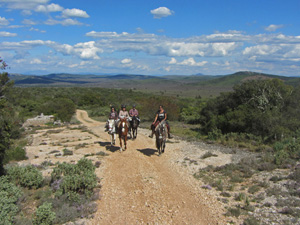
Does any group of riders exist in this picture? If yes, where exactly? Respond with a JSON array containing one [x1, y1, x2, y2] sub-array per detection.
[[105, 104, 171, 139]]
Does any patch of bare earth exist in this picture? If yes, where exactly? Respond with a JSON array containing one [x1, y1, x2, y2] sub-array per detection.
[[22, 110, 242, 224]]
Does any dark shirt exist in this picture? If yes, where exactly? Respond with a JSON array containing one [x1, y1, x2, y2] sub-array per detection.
[[156, 110, 166, 122]]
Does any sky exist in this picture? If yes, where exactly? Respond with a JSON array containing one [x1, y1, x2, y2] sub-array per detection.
[[0, 0, 300, 76]]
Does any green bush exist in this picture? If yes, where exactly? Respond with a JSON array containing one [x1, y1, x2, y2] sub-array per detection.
[[62, 149, 73, 156], [207, 128, 222, 140], [5, 146, 28, 162], [33, 202, 56, 225], [51, 158, 97, 201], [0, 176, 22, 225], [7, 165, 43, 189]]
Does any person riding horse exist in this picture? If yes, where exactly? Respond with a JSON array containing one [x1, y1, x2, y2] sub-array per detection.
[[149, 105, 171, 139], [116, 104, 130, 130], [105, 106, 118, 131], [129, 104, 140, 126]]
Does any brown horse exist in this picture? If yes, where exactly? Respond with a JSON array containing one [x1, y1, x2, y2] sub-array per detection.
[[118, 118, 128, 152]]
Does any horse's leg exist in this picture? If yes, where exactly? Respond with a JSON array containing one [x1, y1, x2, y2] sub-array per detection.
[[124, 136, 127, 150], [156, 139, 161, 156], [119, 137, 122, 152]]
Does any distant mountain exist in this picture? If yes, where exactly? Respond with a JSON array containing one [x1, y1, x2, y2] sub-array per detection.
[[8, 71, 300, 98], [193, 71, 299, 87]]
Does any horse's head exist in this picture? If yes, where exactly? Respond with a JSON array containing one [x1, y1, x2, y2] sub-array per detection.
[[108, 119, 116, 133], [119, 118, 128, 132], [156, 121, 167, 140], [131, 116, 138, 128]]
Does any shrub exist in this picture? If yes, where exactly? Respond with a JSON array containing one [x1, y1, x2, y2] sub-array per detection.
[[226, 206, 241, 217], [33, 202, 56, 225], [248, 185, 260, 194], [207, 128, 222, 140], [243, 216, 260, 225], [201, 151, 218, 159], [0, 176, 23, 224], [4, 146, 28, 162], [7, 165, 43, 189], [62, 149, 73, 156], [51, 158, 97, 201]]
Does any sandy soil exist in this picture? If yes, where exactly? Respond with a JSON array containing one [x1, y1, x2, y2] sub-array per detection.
[[22, 110, 241, 225]]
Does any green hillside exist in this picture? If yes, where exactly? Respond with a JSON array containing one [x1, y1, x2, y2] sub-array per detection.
[[8, 71, 300, 98]]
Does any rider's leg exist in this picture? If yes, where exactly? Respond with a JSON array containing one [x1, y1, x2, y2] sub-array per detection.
[[149, 122, 158, 138], [104, 120, 109, 131], [166, 123, 172, 138]]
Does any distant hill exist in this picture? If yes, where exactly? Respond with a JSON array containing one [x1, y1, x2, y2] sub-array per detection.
[[8, 71, 300, 98]]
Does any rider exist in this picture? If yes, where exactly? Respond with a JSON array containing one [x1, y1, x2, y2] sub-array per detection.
[[117, 104, 130, 128], [104, 106, 118, 131], [129, 104, 140, 126], [149, 105, 171, 139]]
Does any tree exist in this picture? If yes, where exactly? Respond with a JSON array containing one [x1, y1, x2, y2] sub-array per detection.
[[200, 79, 294, 141], [0, 58, 15, 175]]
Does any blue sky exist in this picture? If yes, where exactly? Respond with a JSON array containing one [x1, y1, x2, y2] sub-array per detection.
[[0, 0, 300, 76]]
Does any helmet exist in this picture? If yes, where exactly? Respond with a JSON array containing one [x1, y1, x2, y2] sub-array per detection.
[[132, 104, 136, 108], [121, 104, 126, 108]]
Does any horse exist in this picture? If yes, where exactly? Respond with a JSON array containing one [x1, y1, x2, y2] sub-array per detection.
[[155, 121, 167, 156], [107, 119, 117, 145], [118, 118, 128, 152], [129, 116, 139, 139]]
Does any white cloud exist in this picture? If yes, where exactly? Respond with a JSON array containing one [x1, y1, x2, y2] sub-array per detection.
[[21, 10, 32, 16], [52, 41, 102, 59], [35, 3, 63, 12], [44, 18, 84, 26], [0, 31, 17, 37], [22, 19, 37, 25], [121, 58, 132, 64], [180, 58, 207, 66], [2, 29, 300, 75], [30, 58, 42, 64], [29, 27, 46, 33], [0, 0, 49, 10], [0, 16, 10, 26], [150, 7, 174, 19], [86, 31, 129, 38], [62, 8, 89, 18], [265, 24, 284, 32], [243, 44, 282, 56], [169, 58, 177, 64], [172, 57, 207, 66]]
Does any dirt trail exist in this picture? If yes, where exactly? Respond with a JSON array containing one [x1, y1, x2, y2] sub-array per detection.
[[75, 110, 228, 225]]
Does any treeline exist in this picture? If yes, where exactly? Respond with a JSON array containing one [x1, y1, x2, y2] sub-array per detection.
[[199, 79, 300, 141], [9, 87, 187, 123]]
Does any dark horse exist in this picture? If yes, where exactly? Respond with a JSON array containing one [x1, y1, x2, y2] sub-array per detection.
[[155, 121, 167, 156], [129, 116, 139, 139], [118, 118, 128, 152]]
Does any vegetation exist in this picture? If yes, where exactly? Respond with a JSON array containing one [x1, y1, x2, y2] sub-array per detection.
[[3, 55, 300, 224], [0, 176, 22, 224], [0, 159, 98, 224], [0, 58, 21, 175]]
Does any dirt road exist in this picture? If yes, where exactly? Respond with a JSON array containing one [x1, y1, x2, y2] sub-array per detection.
[[74, 110, 228, 225]]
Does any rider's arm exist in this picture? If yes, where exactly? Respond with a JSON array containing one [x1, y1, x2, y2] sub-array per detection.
[[153, 114, 158, 124], [163, 112, 167, 121]]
